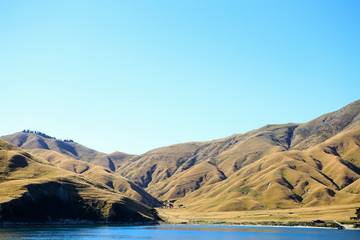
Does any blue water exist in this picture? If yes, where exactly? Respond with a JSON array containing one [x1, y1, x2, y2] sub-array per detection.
[[0, 224, 359, 240]]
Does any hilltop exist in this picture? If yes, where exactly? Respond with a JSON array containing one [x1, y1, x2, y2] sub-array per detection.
[[2, 131, 107, 163]]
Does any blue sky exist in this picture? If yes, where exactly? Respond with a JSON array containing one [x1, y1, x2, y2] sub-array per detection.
[[1, 0, 359, 154]]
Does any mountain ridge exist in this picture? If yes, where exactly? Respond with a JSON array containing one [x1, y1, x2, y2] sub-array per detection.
[[1, 99, 360, 213]]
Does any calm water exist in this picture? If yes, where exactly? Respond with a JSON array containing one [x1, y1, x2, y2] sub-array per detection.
[[0, 224, 359, 240]]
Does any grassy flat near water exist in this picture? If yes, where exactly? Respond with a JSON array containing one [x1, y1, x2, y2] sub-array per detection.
[[158, 204, 360, 226]]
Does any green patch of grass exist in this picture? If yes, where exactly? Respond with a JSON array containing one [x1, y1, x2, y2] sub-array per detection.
[[236, 186, 260, 198], [238, 186, 251, 195]]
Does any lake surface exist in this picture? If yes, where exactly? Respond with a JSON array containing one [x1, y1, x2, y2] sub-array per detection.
[[0, 224, 359, 240]]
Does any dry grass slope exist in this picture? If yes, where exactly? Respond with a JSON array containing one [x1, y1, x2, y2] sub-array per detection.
[[115, 100, 360, 212], [1, 132, 107, 162], [0, 140, 159, 223], [26, 149, 161, 207], [1, 99, 360, 216]]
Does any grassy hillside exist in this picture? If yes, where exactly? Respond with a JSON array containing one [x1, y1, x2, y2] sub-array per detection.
[[2, 99, 360, 214], [27, 148, 161, 207], [0, 140, 159, 224], [1, 132, 136, 174], [291, 99, 360, 149], [114, 100, 360, 211], [174, 125, 360, 211]]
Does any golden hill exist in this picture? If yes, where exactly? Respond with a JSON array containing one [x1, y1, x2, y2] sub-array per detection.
[[113, 100, 360, 211], [175, 125, 360, 211], [1, 132, 107, 163], [1, 99, 360, 213], [2, 132, 135, 173], [0, 140, 159, 223]]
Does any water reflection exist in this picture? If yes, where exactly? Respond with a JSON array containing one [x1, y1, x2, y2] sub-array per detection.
[[148, 225, 313, 234], [0, 224, 358, 240]]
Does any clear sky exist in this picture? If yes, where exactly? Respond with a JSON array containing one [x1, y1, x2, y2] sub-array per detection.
[[1, 0, 359, 154]]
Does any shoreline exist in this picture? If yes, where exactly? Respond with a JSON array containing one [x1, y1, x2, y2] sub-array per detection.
[[159, 220, 360, 230], [1, 220, 358, 230]]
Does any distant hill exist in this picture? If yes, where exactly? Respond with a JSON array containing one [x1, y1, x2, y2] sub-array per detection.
[[2, 132, 134, 172], [2, 99, 360, 212], [0, 140, 160, 224], [1, 132, 107, 163], [92, 152, 135, 171]]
